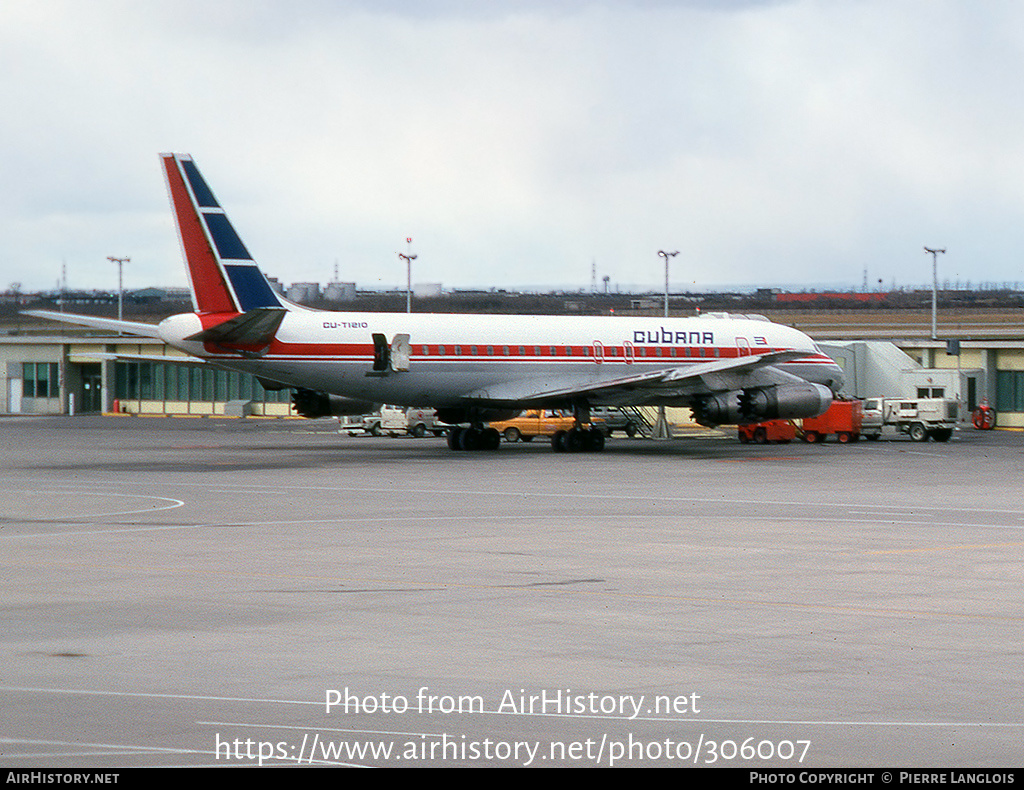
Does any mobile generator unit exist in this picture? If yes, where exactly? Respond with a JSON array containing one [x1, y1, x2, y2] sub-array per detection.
[[860, 397, 958, 442]]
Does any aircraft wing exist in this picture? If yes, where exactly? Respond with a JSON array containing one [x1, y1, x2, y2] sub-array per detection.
[[23, 310, 163, 339], [463, 350, 811, 406]]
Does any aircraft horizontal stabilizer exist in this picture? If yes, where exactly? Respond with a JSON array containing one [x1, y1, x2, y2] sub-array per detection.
[[23, 310, 163, 339], [72, 352, 208, 366], [184, 307, 287, 346]]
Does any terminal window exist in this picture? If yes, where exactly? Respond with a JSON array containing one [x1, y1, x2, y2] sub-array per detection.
[[22, 362, 59, 398], [996, 371, 1024, 413]]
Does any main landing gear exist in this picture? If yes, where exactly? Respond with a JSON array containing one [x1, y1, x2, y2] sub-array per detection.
[[447, 425, 501, 451], [445, 400, 607, 454], [551, 400, 606, 453], [551, 427, 605, 453]]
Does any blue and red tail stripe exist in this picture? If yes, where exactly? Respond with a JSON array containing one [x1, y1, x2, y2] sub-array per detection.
[[161, 153, 284, 315]]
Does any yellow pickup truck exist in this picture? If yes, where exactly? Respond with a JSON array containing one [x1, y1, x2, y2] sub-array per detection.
[[488, 409, 577, 442]]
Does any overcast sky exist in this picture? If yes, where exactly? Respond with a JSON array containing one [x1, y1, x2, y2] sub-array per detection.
[[3, 0, 1023, 294]]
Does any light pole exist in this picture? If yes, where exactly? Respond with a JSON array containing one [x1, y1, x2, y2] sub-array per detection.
[[658, 250, 679, 317], [654, 250, 678, 440], [924, 246, 945, 340], [399, 237, 416, 314], [107, 256, 130, 333]]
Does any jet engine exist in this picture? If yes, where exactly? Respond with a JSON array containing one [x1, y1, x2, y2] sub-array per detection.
[[694, 383, 833, 426], [291, 388, 378, 418]]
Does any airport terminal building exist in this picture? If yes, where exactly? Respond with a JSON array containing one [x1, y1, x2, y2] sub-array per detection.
[[2, 322, 1023, 427], [3, 335, 293, 418]]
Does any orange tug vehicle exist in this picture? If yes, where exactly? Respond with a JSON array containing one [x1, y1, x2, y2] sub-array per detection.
[[737, 419, 796, 444], [739, 398, 863, 444]]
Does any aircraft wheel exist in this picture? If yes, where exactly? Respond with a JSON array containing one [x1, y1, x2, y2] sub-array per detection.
[[481, 428, 501, 450], [552, 431, 567, 452], [565, 429, 585, 453], [447, 427, 463, 450], [459, 428, 482, 451], [585, 428, 605, 452]]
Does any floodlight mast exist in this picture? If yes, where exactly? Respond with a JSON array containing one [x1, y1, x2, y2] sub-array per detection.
[[399, 237, 416, 314], [658, 250, 679, 317], [924, 246, 945, 340], [107, 256, 130, 334]]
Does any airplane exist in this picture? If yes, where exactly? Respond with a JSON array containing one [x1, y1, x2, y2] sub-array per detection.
[[29, 153, 844, 453]]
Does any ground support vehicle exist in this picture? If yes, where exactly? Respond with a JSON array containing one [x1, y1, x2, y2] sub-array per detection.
[[363, 405, 406, 436], [336, 415, 368, 435], [590, 406, 641, 437], [364, 406, 450, 437], [488, 409, 577, 442], [405, 407, 451, 437], [860, 397, 958, 442], [738, 420, 796, 444], [801, 398, 863, 443]]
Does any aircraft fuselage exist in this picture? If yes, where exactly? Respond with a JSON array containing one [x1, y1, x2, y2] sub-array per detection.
[[158, 309, 842, 410]]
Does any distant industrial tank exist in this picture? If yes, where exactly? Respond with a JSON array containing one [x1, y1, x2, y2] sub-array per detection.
[[286, 282, 322, 303], [413, 283, 443, 298], [323, 282, 357, 302]]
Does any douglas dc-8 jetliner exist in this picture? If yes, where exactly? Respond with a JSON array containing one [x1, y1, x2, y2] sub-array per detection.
[[31, 154, 844, 453]]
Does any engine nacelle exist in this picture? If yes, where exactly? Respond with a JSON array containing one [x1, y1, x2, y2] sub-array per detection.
[[695, 383, 833, 426], [694, 391, 744, 426], [742, 383, 833, 421], [291, 389, 378, 418]]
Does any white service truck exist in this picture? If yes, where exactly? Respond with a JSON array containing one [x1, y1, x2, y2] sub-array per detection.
[[363, 406, 449, 437], [860, 397, 959, 442]]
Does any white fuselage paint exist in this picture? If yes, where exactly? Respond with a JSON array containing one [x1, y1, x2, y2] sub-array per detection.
[[158, 310, 843, 409]]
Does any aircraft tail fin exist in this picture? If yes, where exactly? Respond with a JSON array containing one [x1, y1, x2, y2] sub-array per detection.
[[160, 154, 289, 315]]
